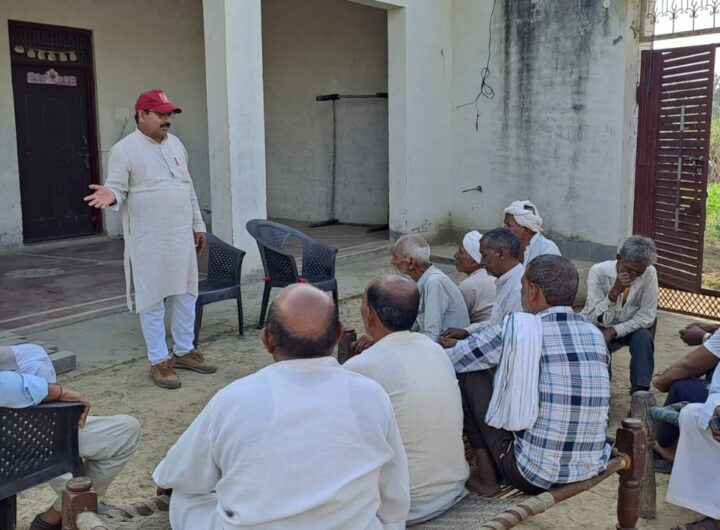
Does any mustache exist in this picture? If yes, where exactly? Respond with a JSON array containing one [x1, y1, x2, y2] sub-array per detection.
[[161, 123, 171, 129]]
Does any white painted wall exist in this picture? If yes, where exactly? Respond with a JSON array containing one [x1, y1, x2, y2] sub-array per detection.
[[262, 0, 389, 225], [451, 0, 639, 251], [0, 0, 208, 247], [355, 0, 455, 242], [203, 0, 267, 272]]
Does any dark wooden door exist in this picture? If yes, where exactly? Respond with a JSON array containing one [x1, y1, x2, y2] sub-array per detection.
[[11, 65, 98, 242], [634, 45, 715, 292]]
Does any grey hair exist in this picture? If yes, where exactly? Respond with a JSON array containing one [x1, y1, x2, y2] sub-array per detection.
[[483, 227, 521, 260], [393, 234, 431, 266], [619, 235, 657, 265], [525, 254, 579, 306]]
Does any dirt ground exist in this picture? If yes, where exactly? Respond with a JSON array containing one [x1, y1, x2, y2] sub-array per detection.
[[16, 302, 710, 529]]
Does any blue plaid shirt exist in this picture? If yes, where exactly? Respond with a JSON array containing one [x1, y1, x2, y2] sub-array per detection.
[[447, 306, 611, 489]]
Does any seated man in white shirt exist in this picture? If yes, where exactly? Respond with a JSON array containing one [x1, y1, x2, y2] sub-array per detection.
[[0, 344, 141, 530], [440, 228, 524, 349], [153, 284, 410, 530], [344, 274, 469, 524], [454, 231, 496, 324], [666, 344, 720, 529], [582, 235, 658, 394], [390, 234, 469, 342], [502, 200, 560, 264]]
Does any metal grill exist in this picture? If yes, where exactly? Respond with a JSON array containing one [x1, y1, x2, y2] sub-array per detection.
[[9, 22, 91, 65], [659, 287, 720, 319]]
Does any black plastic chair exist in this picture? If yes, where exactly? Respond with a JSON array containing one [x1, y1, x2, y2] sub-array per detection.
[[194, 233, 246, 347], [246, 219, 338, 328], [0, 402, 84, 530]]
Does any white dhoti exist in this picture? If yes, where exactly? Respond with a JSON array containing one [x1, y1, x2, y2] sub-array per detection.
[[48, 415, 142, 510], [667, 403, 720, 519]]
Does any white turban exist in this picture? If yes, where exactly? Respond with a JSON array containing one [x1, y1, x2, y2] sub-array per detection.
[[503, 200, 543, 233], [462, 231, 483, 264]]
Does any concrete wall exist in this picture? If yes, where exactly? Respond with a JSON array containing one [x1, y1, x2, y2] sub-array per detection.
[[262, 0, 389, 225], [0, 0, 208, 246], [450, 0, 639, 259]]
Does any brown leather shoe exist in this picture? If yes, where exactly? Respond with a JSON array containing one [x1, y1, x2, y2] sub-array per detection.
[[173, 349, 217, 374], [150, 359, 181, 389]]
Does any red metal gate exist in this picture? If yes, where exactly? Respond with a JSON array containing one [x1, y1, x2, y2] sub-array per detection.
[[634, 45, 720, 318]]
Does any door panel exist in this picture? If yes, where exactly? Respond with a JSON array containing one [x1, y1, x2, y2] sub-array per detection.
[[11, 65, 98, 242], [634, 45, 715, 292]]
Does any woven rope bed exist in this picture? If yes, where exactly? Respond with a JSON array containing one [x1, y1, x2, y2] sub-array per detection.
[[68, 419, 645, 530]]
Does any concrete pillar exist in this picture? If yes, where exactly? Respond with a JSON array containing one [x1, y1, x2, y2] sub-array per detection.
[[354, 0, 453, 243], [203, 0, 267, 272]]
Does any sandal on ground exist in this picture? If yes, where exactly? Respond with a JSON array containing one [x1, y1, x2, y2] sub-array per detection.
[[29, 514, 61, 530], [672, 517, 720, 530]]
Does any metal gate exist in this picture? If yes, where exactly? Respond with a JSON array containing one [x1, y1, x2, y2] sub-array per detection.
[[634, 44, 720, 319]]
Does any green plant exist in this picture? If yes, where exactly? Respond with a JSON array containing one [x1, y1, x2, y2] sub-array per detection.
[[706, 183, 720, 241]]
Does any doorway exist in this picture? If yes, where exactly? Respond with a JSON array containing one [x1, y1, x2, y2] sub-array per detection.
[[9, 21, 101, 243]]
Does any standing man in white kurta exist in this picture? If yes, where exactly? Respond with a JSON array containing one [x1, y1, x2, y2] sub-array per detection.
[[154, 284, 410, 529], [84, 89, 215, 389]]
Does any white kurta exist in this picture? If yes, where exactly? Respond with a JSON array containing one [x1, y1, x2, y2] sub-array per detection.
[[106, 129, 206, 312], [667, 336, 720, 519], [153, 356, 410, 530], [458, 269, 496, 324], [412, 266, 470, 342], [523, 233, 561, 265], [344, 331, 469, 524]]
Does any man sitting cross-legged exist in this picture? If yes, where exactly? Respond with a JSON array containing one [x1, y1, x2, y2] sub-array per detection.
[[666, 353, 720, 529], [153, 284, 410, 529], [344, 274, 469, 524], [389, 234, 469, 342], [0, 343, 141, 530], [502, 200, 560, 264], [582, 235, 658, 394], [447, 255, 611, 495], [440, 228, 523, 349], [454, 231, 496, 324], [652, 322, 720, 468]]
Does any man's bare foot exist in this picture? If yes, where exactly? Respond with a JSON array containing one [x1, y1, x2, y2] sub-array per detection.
[[466, 469, 500, 496]]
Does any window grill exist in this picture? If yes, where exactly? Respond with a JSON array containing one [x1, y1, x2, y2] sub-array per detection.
[[8, 21, 91, 65]]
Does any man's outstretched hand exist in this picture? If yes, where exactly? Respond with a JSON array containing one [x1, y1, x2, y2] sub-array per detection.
[[84, 184, 116, 209]]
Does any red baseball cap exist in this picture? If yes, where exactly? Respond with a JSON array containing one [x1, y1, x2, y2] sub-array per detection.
[[134, 89, 182, 113]]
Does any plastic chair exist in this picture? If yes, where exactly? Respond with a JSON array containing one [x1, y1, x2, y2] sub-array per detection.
[[0, 402, 84, 530], [194, 233, 246, 347], [246, 219, 338, 328]]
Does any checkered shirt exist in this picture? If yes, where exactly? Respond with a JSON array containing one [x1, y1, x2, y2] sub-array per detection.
[[448, 306, 612, 489]]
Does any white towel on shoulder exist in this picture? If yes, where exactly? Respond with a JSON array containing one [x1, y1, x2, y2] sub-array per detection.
[[485, 312, 543, 431]]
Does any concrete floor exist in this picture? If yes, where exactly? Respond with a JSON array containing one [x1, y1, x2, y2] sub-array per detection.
[[0, 221, 388, 332], [0, 221, 391, 371]]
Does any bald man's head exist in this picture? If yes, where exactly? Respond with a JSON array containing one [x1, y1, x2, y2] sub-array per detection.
[[365, 274, 419, 332], [265, 284, 340, 358]]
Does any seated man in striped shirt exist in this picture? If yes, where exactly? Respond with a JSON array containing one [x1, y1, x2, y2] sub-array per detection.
[[448, 255, 611, 495]]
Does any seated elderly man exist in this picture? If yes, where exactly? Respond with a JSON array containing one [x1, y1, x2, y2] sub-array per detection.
[[582, 235, 658, 394], [652, 323, 719, 469], [666, 351, 720, 529], [153, 284, 410, 529], [344, 274, 469, 524], [448, 255, 610, 495], [502, 200, 560, 264], [454, 231, 496, 324], [390, 234, 469, 342], [0, 343, 141, 530], [440, 228, 523, 349]]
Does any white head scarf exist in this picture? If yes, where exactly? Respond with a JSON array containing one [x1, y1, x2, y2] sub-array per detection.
[[462, 231, 483, 264], [503, 200, 543, 233]]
